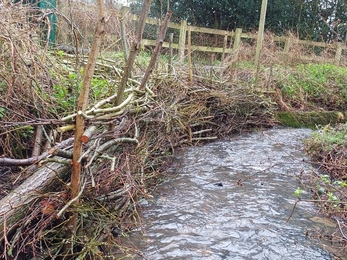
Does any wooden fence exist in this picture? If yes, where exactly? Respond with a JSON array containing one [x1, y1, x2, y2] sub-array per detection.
[[122, 6, 347, 66]]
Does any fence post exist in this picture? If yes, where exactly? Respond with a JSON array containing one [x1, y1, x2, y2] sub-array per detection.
[[233, 28, 242, 52], [187, 26, 193, 85], [282, 35, 292, 63], [335, 42, 342, 66], [283, 35, 291, 54], [220, 32, 228, 79], [229, 28, 242, 81], [120, 6, 130, 61], [178, 20, 187, 62], [210, 53, 215, 83], [255, 0, 268, 68], [168, 33, 174, 74]]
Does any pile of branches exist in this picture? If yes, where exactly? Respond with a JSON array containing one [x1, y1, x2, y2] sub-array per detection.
[[0, 3, 277, 259], [0, 70, 277, 259]]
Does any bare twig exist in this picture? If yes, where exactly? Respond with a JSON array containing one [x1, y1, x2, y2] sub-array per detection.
[[56, 178, 86, 218], [332, 216, 347, 240]]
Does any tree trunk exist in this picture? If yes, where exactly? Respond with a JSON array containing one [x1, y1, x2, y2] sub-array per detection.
[[0, 156, 72, 240]]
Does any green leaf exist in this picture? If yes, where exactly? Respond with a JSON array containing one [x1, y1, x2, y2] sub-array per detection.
[[327, 192, 338, 202], [321, 174, 330, 184], [0, 107, 6, 118], [294, 187, 305, 198]]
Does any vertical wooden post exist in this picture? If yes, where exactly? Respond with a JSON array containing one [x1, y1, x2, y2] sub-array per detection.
[[233, 28, 242, 52], [69, 0, 106, 249], [282, 35, 292, 63], [283, 35, 291, 55], [120, 6, 130, 61], [168, 32, 174, 74], [71, 0, 105, 204], [187, 26, 193, 85], [210, 53, 215, 83], [178, 19, 187, 63], [230, 28, 242, 81], [335, 42, 342, 66], [254, 0, 268, 68], [220, 32, 228, 80]]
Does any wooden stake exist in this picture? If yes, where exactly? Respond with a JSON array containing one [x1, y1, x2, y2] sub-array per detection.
[[187, 26, 193, 85], [168, 32, 173, 74], [139, 10, 172, 90], [69, 0, 106, 245], [255, 0, 268, 69], [220, 33, 228, 80], [120, 6, 130, 61], [115, 0, 153, 105]]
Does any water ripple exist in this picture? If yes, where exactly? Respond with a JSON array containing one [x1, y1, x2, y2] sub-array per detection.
[[131, 128, 332, 259]]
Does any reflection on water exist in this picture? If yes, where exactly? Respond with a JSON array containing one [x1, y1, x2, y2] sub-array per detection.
[[130, 128, 333, 259]]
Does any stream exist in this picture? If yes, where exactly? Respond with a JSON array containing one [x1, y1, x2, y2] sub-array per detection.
[[128, 128, 334, 259]]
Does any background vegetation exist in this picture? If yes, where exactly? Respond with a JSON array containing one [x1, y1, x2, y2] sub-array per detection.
[[130, 0, 347, 42]]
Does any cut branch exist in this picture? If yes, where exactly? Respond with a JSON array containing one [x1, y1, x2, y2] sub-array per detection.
[[139, 10, 172, 90], [115, 0, 152, 106], [81, 125, 97, 143], [71, 0, 106, 204], [0, 156, 45, 167], [32, 126, 43, 157], [69, 0, 106, 242], [0, 138, 74, 166]]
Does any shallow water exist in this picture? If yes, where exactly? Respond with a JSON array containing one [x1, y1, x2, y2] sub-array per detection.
[[131, 128, 333, 259]]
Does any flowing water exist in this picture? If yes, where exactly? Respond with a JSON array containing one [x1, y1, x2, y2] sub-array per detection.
[[129, 128, 334, 259]]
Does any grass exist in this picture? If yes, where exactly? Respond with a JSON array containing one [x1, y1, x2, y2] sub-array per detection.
[[304, 123, 347, 159], [275, 63, 347, 110], [275, 111, 345, 129]]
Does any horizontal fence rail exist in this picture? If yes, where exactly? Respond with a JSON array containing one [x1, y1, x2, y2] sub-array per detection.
[[123, 6, 347, 66]]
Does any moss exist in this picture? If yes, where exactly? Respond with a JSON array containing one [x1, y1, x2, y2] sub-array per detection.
[[275, 111, 345, 129]]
